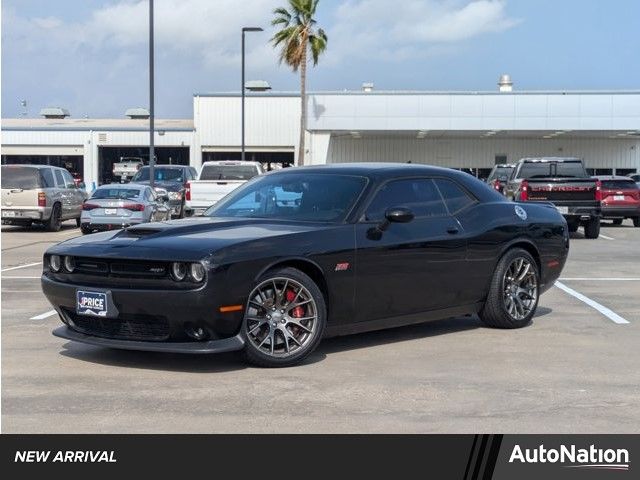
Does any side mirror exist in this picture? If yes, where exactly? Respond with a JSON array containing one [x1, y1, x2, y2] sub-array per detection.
[[367, 207, 414, 240], [78, 182, 86, 189], [385, 207, 414, 224]]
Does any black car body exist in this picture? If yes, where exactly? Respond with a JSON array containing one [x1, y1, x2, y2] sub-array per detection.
[[503, 157, 602, 238], [131, 165, 198, 218], [43, 164, 569, 367]]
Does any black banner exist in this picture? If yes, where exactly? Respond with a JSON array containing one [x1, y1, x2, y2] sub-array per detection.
[[1, 434, 636, 478]]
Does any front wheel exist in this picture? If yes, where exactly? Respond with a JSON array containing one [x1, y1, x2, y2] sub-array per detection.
[[242, 267, 326, 367], [480, 248, 539, 329], [584, 217, 600, 239], [633, 217, 640, 228]]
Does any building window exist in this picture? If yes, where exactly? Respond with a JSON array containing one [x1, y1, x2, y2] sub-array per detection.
[[494, 154, 507, 165], [615, 168, 637, 176]]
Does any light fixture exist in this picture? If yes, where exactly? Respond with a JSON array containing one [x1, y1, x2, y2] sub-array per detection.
[[171, 262, 187, 281], [49, 255, 61, 272], [416, 130, 427, 139], [350, 131, 361, 139], [190, 263, 205, 282], [63, 256, 75, 273]]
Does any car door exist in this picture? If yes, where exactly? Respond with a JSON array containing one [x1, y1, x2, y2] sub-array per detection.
[[61, 170, 83, 218], [354, 177, 467, 322]]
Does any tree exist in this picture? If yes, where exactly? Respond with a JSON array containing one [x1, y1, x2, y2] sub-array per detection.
[[271, 0, 327, 165]]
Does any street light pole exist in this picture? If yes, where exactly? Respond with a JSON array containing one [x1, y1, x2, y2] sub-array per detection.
[[149, 0, 155, 188], [241, 27, 263, 162]]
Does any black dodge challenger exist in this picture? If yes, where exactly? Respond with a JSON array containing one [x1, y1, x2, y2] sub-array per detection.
[[43, 164, 569, 367]]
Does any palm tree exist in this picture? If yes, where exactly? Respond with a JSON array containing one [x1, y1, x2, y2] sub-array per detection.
[[271, 0, 327, 165]]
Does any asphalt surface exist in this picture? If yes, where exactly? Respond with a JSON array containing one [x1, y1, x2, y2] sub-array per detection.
[[2, 219, 639, 433]]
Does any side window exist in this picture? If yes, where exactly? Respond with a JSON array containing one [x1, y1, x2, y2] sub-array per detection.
[[40, 169, 55, 188], [61, 170, 75, 188], [434, 178, 476, 214], [191, 168, 198, 179], [144, 188, 155, 201], [365, 179, 447, 221], [54, 170, 65, 188]]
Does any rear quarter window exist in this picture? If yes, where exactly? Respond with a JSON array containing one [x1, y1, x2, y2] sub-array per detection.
[[433, 178, 476, 214], [40, 169, 55, 188]]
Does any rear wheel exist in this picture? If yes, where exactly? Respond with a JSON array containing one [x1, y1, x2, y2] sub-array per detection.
[[242, 267, 326, 368], [480, 248, 539, 329], [45, 204, 62, 232], [634, 217, 640, 228], [612, 218, 623, 225], [584, 217, 600, 239], [80, 225, 92, 235], [75, 217, 82, 228]]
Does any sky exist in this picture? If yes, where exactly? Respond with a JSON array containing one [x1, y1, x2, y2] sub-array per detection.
[[2, 0, 639, 118]]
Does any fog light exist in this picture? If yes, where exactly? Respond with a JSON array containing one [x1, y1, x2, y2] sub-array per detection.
[[63, 256, 75, 273], [171, 262, 187, 281], [50, 255, 61, 272], [185, 324, 208, 341], [190, 263, 205, 282]]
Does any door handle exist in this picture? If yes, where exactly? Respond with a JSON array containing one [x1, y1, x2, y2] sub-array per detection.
[[447, 227, 459, 235]]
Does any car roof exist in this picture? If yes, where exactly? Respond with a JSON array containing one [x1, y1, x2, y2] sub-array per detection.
[[1, 164, 62, 170], [269, 162, 468, 178], [518, 157, 582, 163], [97, 183, 145, 190], [493, 164, 516, 168], [138, 164, 186, 169]]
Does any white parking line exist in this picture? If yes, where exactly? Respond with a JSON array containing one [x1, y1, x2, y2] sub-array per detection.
[[560, 278, 640, 281], [599, 234, 615, 240], [1, 276, 41, 279], [1, 261, 42, 272], [29, 310, 57, 320], [554, 281, 629, 324]]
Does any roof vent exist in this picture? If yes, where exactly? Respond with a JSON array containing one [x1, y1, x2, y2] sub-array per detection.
[[40, 107, 70, 119], [498, 74, 513, 93], [362, 82, 374, 93], [125, 108, 150, 119]]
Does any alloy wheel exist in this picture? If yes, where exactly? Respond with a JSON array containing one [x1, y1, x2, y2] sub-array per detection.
[[244, 277, 318, 358], [502, 257, 538, 320]]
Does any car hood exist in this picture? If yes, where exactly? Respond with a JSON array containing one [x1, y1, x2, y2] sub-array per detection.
[[47, 216, 331, 261]]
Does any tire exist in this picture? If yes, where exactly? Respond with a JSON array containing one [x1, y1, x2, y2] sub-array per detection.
[[584, 217, 600, 239], [568, 223, 579, 233], [45, 203, 62, 232], [80, 225, 92, 235], [612, 218, 623, 225], [634, 217, 640, 228], [75, 217, 82, 228], [479, 248, 539, 329], [242, 267, 327, 368]]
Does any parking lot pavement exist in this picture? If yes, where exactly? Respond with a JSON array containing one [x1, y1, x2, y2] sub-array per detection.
[[2, 219, 639, 433]]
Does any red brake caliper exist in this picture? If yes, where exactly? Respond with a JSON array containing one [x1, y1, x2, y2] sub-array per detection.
[[286, 289, 304, 318]]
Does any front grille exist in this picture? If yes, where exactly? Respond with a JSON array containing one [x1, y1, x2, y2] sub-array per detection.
[[64, 309, 170, 341]]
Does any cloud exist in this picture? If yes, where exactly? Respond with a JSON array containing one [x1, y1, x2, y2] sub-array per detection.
[[327, 0, 521, 62]]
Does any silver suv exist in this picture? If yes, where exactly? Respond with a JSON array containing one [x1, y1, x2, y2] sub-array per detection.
[[1, 165, 88, 231]]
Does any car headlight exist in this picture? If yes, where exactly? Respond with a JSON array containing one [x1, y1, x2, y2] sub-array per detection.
[[49, 255, 61, 272], [190, 263, 205, 282], [169, 191, 182, 201], [171, 262, 187, 281], [63, 256, 75, 273]]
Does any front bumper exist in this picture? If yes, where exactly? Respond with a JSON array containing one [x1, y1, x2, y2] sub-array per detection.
[[42, 275, 246, 353], [52, 326, 244, 354]]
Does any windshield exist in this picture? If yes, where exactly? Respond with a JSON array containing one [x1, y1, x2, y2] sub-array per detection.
[[488, 166, 514, 182], [132, 167, 183, 182], [91, 188, 141, 200], [206, 173, 367, 222], [200, 165, 259, 181], [518, 161, 588, 179], [1, 167, 43, 189]]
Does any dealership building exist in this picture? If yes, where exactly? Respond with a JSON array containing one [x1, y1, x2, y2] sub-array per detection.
[[2, 82, 639, 189]]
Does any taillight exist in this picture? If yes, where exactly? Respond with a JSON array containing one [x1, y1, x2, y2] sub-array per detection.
[[185, 181, 191, 201], [595, 180, 602, 202], [38, 192, 46, 207], [519, 180, 529, 201], [82, 203, 99, 210], [494, 180, 501, 191], [123, 203, 145, 211]]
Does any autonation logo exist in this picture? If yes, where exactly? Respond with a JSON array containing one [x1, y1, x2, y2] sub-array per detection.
[[509, 444, 630, 471]]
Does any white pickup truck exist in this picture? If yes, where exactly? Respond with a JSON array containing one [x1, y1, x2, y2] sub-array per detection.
[[185, 161, 264, 216]]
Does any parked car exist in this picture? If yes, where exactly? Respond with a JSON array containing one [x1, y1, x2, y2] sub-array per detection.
[[43, 163, 569, 367], [504, 157, 602, 238], [595, 176, 640, 227], [80, 183, 171, 234], [1, 165, 87, 231], [486, 164, 515, 194], [112, 157, 144, 183], [628, 173, 640, 188], [185, 161, 264, 216], [130, 165, 197, 218]]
